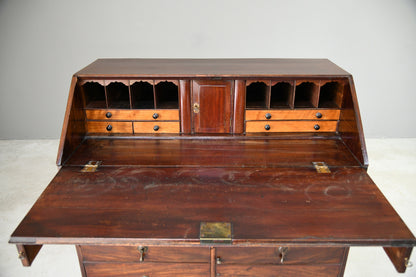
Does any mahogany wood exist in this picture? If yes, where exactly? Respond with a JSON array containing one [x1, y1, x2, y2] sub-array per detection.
[[191, 80, 233, 133], [86, 121, 132, 133], [216, 265, 342, 277], [11, 59, 415, 276], [245, 109, 340, 121], [84, 263, 210, 277], [85, 109, 179, 121], [10, 166, 414, 246], [81, 246, 209, 263], [64, 138, 360, 167], [216, 247, 345, 265], [179, 80, 192, 134], [133, 121, 180, 133]]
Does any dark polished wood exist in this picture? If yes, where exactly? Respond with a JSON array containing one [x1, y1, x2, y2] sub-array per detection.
[[10, 59, 415, 276], [191, 80, 233, 133]]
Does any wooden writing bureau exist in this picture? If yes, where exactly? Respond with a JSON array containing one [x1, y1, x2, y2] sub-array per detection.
[[10, 59, 415, 276]]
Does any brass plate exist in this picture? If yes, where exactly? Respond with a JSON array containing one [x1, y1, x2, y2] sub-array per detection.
[[81, 161, 102, 172], [200, 222, 232, 244], [313, 162, 331, 173]]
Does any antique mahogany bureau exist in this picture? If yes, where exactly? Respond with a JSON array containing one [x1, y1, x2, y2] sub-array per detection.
[[10, 59, 415, 276]]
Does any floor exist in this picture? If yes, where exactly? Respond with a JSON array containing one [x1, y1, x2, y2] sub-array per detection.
[[0, 139, 415, 277]]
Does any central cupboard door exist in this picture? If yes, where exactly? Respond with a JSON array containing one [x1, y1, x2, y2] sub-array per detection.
[[192, 80, 233, 133]]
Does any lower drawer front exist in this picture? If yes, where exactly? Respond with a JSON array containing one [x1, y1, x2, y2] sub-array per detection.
[[87, 121, 133, 133], [245, 120, 337, 132], [81, 246, 209, 263], [217, 264, 341, 277], [84, 263, 209, 277], [216, 247, 345, 265]]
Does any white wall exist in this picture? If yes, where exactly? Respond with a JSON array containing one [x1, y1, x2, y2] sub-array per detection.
[[0, 0, 415, 139]]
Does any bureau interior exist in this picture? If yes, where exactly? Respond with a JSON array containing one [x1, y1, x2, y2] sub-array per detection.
[[58, 77, 365, 168]]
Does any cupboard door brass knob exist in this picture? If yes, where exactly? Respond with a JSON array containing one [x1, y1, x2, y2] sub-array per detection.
[[193, 103, 200, 113], [153, 125, 160, 131], [152, 113, 159, 119], [216, 257, 222, 264], [106, 112, 112, 118], [314, 124, 320, 130], [106, 125, 112, 131], [315, 112, 322, 119], [265, 113, 272, 120], [264, 124, 271, 131]]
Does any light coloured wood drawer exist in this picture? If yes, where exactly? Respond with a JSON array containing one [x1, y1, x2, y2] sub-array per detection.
[[80, 246, 209, 263], [246, 120, 337, 132], [216, 264, 341, 277], [216, 247, 345, 265], [86, 121, 132, 133], [134, 121, 180, 133], [245, 109, 340, 121], [86, 109, 179, 121], [84, 263, 210, 277]]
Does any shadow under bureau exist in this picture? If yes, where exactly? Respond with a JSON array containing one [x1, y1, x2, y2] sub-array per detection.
[[10, 59, 415, 276]]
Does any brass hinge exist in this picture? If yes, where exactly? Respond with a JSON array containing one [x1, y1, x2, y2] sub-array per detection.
[[81, 161, 102, 172], [200, 222, 232, 244], [312, 162, 331, 173]]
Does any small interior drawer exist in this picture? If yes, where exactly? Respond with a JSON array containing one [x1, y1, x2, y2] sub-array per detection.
[[86, 121, 133, 134], [80, 246, 209, 263], [245, 109, 340, 121], [134, 121, 180, 133], [84, 262, 210, 277], [85, 109, 179, 121], [245, 120, 338, 133], [216, 247, 345, 265]]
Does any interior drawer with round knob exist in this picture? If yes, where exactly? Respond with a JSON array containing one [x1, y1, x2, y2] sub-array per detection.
[[85, 109, 179, 121], [245, 109, 340, 121], [80, 246, 209, 263], [86, 121, 133, 133], [245, 120, 338, 133], [84, 262, 210, 277], [134, 121, 180, 133], [215, 247, 345, 265]]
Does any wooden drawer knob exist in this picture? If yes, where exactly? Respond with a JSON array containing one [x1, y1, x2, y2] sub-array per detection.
[[264, 124, 271, 131], [315, 112, 322, 119], [152, 113, 159, 119], [265, 113, 272, 120], [106, 112, 112, 118], [106, 124, 112, 131], [314, 124, 320, 130], [153, 125, 160, 131]]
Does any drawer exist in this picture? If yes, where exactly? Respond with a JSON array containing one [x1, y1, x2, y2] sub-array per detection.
[[245, 120, 337, 132], [134, 121, 180, 133], [86, 109, 179, 121], [84, 263, 210, 277], [216, 264, 341, 277], [86, 121, 133, 133], [245, 109, 340, 121], [80, 246, 209, 263], [216, 247, 345, 265]]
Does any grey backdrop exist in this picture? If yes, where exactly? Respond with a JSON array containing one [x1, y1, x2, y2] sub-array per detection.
[[1, 0, 415, 139]]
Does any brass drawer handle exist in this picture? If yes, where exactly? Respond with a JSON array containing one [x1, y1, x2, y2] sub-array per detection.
[[279, 247, 289, 263], [138, 246, 148, 262]]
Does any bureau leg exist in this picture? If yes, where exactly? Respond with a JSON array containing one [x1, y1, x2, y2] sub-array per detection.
[[210, 247, 216, 277], [76, 245, 87, 277], [338, 247, 350, 277]]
